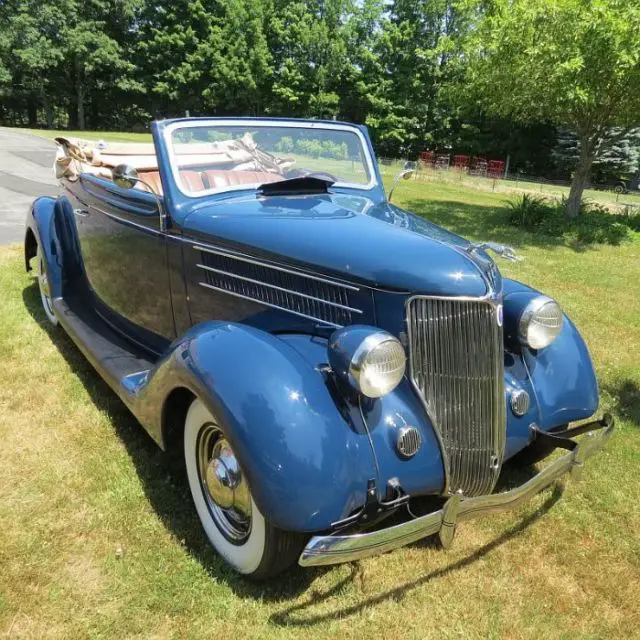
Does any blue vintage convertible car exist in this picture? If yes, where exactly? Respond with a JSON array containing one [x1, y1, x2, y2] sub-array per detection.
[[25, 118, 613, 578]]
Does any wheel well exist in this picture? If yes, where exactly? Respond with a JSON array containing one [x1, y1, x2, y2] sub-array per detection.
[[162, 387, 197, 451], [25, 228, 37, 272]]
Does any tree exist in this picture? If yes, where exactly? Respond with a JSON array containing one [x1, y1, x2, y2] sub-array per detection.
[[466, 0, 640, 217], [555, 128, 640, 185], [266, 0, 351, 119]]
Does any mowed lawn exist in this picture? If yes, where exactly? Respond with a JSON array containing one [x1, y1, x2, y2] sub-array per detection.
[[0, 181, 639, 639]]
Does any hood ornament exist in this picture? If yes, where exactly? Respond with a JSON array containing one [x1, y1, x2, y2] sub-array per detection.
[[466, 241, 522, 263]]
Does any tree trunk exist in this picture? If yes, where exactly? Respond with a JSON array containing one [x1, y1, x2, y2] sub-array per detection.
[[27, 98, 38, 127], [41, 86, 53, 129], [75, 58, 85, 130], [565, 135, 595, 218]]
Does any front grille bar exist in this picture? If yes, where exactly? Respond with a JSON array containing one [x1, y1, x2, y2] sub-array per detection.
[[406, 296, 506, 496]]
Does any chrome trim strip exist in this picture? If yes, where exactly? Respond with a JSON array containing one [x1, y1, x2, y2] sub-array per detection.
[[195, 263, 362, 314], [404, 293, 505, 497], [90, 204, 164, 237], [197, 281, 343, 328], [299, 417, 614, 567], [192, 244, 360, 291]]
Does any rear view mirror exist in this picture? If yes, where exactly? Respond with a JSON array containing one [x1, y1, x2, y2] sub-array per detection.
[[112, 164, 139, 190], [388, 167, 416, 202]]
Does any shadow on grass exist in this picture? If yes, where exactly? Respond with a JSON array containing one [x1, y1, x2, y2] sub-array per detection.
[[22, 280, 567, 608], [602, 378, 640, 427], [403, 197, 638, 252], [22, 282, 323, 600], [270, 485, 565, 627]]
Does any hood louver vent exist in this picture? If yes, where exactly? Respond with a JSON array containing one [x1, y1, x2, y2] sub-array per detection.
[[194, 245, 362, 328]]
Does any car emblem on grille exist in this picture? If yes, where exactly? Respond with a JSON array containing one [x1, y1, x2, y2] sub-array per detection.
[[496, 304, 503, 327]]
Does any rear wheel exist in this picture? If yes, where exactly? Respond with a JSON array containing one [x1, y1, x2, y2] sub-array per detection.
[[35, 245, 58, 326], [183, 398, 304, 579]]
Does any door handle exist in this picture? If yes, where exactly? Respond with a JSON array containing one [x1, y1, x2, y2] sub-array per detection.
[[73, 208, 90, 217]]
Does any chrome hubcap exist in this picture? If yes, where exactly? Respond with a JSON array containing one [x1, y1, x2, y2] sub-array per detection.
[[197, 424, 251, 543]]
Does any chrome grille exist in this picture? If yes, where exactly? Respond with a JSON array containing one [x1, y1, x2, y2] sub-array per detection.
[[407, 296, 506, 496], [194, 245, 361, 328]]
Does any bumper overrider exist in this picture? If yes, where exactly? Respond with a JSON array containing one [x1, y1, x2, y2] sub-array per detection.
[[299, 414, 614, 567]]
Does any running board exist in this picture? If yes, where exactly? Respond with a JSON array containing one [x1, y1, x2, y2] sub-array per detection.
[[52, 297, 153, 401]]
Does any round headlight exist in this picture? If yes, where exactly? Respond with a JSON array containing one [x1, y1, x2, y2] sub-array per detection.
[[328, 327, 406, 398], [518, 296, 563, 349], [350, 333, 406, 397]]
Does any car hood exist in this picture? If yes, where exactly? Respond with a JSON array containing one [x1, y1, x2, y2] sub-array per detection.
[[182, 192, 500, 296]]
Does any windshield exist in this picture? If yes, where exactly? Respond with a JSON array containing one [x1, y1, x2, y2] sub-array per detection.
[[165, 121, 375, 196]]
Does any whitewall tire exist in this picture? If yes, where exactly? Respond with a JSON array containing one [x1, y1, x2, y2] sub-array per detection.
[[36, 245, 58, 326], [183, 398, 304, 579]]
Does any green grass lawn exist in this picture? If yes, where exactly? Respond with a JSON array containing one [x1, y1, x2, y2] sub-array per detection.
[[0, 181, 639, 638]]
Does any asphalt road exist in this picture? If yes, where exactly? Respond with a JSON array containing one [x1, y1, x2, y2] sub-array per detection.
[[0, 129, 58, 245]]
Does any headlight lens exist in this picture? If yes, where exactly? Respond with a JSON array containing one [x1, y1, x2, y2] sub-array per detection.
[[518, 296, 563, 349], [350, 334, 406, 397]]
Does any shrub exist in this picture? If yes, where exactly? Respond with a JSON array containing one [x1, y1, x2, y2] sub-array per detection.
[[295, 138, 323, 158], [274, 136, 294, 153], [506, 194, 556, 229], [506, 193, 637, 245]]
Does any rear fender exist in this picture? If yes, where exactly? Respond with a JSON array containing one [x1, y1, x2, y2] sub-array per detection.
[[130, 323, 377, 532], [26, 197, 64, 298]]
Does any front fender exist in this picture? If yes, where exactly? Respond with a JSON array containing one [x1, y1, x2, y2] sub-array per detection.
[[503, 280, 599, 430], [131, 323, 377, 532]]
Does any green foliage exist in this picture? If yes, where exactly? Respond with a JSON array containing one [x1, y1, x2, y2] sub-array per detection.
[[506, 194, 555, 229], [465, 0, 640, 216], [0, 0, 638, 180], [506, 193, 639, 245]]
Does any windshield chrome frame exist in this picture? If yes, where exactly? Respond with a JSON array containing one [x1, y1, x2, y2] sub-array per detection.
[[163, 119, 378, 198]]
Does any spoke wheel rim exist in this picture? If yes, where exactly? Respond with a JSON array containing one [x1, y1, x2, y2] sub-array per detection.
[[196, 423, 252, 544]]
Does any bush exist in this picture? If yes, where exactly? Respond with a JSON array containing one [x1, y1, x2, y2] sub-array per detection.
[[295, 138, 323, 158], [506, 193, 637, 245], [506, 194, 556, 229], [274, 136, 294, 153]]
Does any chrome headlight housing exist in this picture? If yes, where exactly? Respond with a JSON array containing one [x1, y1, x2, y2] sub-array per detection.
[[518, 296, 563, 349], [328, 326, 406, 398]]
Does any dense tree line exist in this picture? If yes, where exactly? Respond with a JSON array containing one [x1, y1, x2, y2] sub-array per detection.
[[1, 0, 639, 203]]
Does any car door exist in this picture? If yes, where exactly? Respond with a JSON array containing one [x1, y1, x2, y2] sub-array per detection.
[[68, 173, 175, 352]]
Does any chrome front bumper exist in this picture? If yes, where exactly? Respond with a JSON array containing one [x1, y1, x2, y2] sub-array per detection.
[[299, 415, 614, 567]]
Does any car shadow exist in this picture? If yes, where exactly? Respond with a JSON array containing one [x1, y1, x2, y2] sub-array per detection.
[[269, 485, 565, 627], [22, 281, 322, 600], [22, 279, 569, 606], [602, 378, 640, 427]]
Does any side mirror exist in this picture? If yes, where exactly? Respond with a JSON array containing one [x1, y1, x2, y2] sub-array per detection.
[[388, 166, 416, 202], [112, 164, 139, 190]]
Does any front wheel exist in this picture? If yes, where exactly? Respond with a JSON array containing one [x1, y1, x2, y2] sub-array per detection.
[[183, 399, 305, 579]]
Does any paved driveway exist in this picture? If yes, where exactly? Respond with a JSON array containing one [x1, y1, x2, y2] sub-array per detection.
[[0, 129, 58, 245]]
